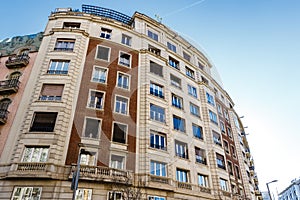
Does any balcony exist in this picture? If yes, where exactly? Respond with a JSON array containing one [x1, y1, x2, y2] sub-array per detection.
[[0, 79, 20, 94], [70, 165, 132, 184], [0, 109, 9, 124], [5, 55, 30, 68], [177, 181, 192, 190], [149, 175, 170, 184]]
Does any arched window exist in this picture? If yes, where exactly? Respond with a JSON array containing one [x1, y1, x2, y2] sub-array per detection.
[[9, 71, 21, 80]]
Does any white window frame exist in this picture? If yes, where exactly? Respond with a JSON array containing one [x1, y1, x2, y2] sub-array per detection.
[[91, 66, 108, 84], [87, 89, 105, 110], [220, 178, 229, 191], [190, 102, 200, 117], [148, 196, 166, 200], [198, 174, 209, 187], [172, 94, 183, 109], [170, 74, 181, 89], [100, 27, 112, 39], [206, 92, 215, 106], [107, 191, 123, 200], [82, 117, 101, 139], [21, 146, 49, 162], [150, 160, 167, 177], [121, 34, 132, 46], [209, 110, 218, 125], [188, 85, 197, 98], [150, 131, 166, 150], [185, 66, 195, 79], [114, 95, 129, 115], [118, 51, 132, 68], [48, 60, 70, 74], [80, 150, 97, 166], [176, 168, 189, 183], [75, 188, 92, 200], [147, 29, 159, 41], [150, 82, 164, 98], [175, 140, 188, 159], [11, 187, 42, 200], [116, 72, 130, 90], [167, 41, 177, 53], [150, 103, 165, 123], [110, 154, 125, 170], [95, 45, 111, 62]]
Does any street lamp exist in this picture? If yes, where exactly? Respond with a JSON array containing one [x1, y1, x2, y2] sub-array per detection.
[[266, 180, 278, 200], [71, 147, 91, 200]]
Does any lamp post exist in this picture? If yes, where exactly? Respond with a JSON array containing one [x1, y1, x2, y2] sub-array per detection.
[[266, 180, 278, 200], [71, 148, 91, 200]]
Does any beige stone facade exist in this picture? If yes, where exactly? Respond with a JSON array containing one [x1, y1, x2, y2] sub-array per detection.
[[0, 5, 262, 200]]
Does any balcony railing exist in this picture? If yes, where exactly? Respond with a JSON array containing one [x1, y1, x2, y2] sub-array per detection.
[[177, 181, 192, 190], [0, 109, 9, 124], [149, 175, 170, 184], [0, 79, 20, 94], [71, 165, 132, 183], [5, 55, 30, 68], [17, 162, 46, 171]]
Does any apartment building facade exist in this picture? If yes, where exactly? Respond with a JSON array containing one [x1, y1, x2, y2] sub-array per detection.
[[0, 5, 262, 200]]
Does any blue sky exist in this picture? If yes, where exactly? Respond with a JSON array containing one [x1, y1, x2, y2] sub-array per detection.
[[1, 0, 300, 196]]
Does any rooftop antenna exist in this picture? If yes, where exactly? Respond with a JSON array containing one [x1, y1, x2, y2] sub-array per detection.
[[155, 14, 162, 23]]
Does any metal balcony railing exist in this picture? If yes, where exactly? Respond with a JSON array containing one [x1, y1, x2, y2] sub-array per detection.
[[5, 55, 30, 68], [0, 79, 20, 94], [0, 109, 9, 124]]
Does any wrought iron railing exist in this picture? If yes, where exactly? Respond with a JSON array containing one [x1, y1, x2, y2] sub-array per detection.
[[5, 55, 30, 68]]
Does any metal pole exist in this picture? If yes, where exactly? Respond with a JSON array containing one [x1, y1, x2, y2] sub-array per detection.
[[266, 182, 272, 200], [72, 149, 82, 200]]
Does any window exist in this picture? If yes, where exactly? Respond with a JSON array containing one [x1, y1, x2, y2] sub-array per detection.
[[12, 187, 42, 200], [198, 174, 209, 187], [213, 131, 222, 146], [63, 22, 81, 28], [112, 122, 127, 144], [96, 45, 110, 61], [30, 112, 57, 132], [220, 178, 228, 191], [121, 34, 131, 46], [22, 146, 49, 162], [39, 84, 63, 101], [223, 140, 229, 154], [190, 103, 200, 117], [48, 60, 69, 74], [108, 192, 122, 200], [176, 168, 189, 182], [198, 62, 204, 70], [173, 115, 185, 132], [0, 99, 11, 120], [150, 61, 163, 77], [231, 145, 236, 158], [175, 140, 188, 159], [150, 104, 165, 123], [216, 153, 226, 170], [92, 66, 107, 83], [172, 94, 183, 109], [209, 110, 218, 125], [54, 39, 75, 51], [148, 30, 158, 41], [235, 165, 241, 179], [224, 110, 229, 121], [183, 51, 191, 62], [117, 72, 130, 89], [75, 189, 92, 200], [84, 118, 100, 139], [170, 74, 181, 88], [115, 96, 128, 115], [185, 66, 195, 79], [188, 85, 197, 98], [88, 90, 104, 110], [227, 161, 233, 175], [201, 76, 209, 84], [168, 56, 179, 69], [150, 160, 166, 177], [192, 124, 203, 139], [167, 42, 176, 52], [118, 52, 131, 67], [217, 104, 223, 115], [80, 152, 96, 165], [100, 27, 112, 39], [150, 131, 166, 150], [148, 45, 161, 56], [148, 196, 165, 200], [110, 155, 125, 169], [195, 147, 206, 164], [150, 82, 164, 98], [227, 127, 232, 138], [220, 121, 225, 133], [206, 92, 215, 106]]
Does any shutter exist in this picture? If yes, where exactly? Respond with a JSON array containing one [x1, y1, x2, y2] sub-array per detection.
[[41, 84, 64, 96]]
